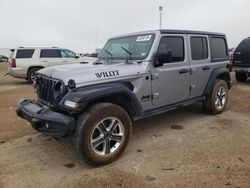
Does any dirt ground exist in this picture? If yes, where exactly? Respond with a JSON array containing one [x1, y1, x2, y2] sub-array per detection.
[[0, 63, 250, 188]]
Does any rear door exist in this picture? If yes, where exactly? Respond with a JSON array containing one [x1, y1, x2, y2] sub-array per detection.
[[39, 49, 62, 67], [189, 35, 211, 97], [151, 35, 191, 107]]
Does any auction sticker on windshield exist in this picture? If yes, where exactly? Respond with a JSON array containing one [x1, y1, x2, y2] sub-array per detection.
[[136, 35, 152, 42]]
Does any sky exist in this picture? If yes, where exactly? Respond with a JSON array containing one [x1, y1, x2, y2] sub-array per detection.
[[0, 0, 250, 55]]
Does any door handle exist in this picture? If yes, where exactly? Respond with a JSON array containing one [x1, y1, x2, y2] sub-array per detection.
[[42, 61, 48, 62], [179, 69, 189, 74], [202, 66, 211, 70]]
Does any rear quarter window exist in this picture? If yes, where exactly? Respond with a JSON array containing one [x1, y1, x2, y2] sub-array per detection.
[[16, 49, 35, 59], [210, 37, 228, 62]]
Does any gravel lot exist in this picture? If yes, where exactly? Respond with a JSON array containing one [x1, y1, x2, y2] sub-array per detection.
[[0, 63, 250, 188]]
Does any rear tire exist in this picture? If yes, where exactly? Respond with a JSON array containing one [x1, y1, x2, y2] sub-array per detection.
[[27, 68, 41, 83], [235, 72, 248, 82], [73, 103, 132, 166], [203, 79, 229, 115]]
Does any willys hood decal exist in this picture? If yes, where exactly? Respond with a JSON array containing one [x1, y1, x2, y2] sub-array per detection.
[[38, 62, 149, 87]]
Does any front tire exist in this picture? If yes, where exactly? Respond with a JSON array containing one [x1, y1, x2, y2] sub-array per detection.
[[74, 103, 132, 166], [235, 72, 248, 82], [203, 80, 229, 115]]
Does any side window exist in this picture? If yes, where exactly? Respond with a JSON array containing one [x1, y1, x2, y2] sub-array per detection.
[[40, 49, 61, 58], [190, 37, 208, 60], [210, 37, 228, 62], [60, 50, 76, 58], [16, 49, 34, 59], [157, 36, 184, 63]]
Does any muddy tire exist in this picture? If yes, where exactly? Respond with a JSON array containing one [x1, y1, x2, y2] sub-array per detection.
[[73, 103, 132, 166], [27, 68, 40, 83], [235, 72, 248, 82], [203, 79, 229, 115]]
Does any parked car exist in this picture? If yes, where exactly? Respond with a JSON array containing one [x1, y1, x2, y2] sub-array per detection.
[[16, 30, 232, 166], [8, 47, 97, 83], [0, 55, 8, 62], [232, 37, 250, 82], [83, 53, 99, 58]]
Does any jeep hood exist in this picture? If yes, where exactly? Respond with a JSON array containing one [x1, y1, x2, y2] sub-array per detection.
[[38, 62, 149, 87]]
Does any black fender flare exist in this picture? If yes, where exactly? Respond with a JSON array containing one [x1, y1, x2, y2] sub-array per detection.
[[59, 82, 143, 117], [203, 67, 232, 97]]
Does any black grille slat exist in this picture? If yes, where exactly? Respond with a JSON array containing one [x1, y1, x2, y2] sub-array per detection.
[[48, 80, 53, 104], [45, 79, 48, 103]]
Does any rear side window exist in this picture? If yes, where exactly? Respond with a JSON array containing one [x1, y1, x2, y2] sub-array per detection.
[[210, 37, 228, 62], [236, 38, 250, 52], [157, 36, 184, 63], [40, 49, 61, 58], [16, 49, 34, 59], [190, 37, 208, 60]]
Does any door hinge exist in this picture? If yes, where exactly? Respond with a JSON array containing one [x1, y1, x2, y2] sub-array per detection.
[[190, 85, 196, 91], [190, 68, 196, 74], [152, 93, 160, 100]]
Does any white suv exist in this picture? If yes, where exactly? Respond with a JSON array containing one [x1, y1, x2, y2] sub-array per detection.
[[8, 47, 97, 83]]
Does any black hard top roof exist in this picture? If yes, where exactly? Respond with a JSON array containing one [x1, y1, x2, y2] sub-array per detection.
[[159, 29, 225, 36]]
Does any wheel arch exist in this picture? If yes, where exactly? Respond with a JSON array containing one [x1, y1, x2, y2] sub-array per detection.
[[203, 68, 232, 97], [27, 66, 44, 78], [59, 82, 143, 119]]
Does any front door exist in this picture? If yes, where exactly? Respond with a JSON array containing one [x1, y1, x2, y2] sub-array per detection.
[[152, 35, 190, 107], [60, 49, 79, 65]]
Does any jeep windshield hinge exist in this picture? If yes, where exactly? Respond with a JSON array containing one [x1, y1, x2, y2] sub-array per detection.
[[151, 73, 159, 80]]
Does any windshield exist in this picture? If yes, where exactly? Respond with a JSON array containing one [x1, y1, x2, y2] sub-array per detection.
[[99, 34, 155, 60]]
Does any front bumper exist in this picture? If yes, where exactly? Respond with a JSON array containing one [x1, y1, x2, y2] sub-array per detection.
[[16, 99, 75, 137]]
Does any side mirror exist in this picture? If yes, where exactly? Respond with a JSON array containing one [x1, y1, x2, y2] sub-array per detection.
[[75, 55, 80, 59], [154, 50, 172, 67]]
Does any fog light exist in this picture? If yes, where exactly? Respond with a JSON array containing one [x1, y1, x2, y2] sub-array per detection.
[[64, 100, 79, 109]]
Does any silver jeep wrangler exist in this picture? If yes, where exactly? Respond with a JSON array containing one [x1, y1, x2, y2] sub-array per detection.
[[17, 30, 232, 166]]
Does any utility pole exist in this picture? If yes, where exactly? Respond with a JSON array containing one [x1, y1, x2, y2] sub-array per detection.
[[159, 6, 163, 30], [95, 29, 98, 50]]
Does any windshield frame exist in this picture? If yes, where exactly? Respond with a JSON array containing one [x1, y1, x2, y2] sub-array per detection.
[[98, 33, 156, 61]]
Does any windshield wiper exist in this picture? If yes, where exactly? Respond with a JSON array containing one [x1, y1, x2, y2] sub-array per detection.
[[104, 50, 113, 62], [121, 47, 132, 63]]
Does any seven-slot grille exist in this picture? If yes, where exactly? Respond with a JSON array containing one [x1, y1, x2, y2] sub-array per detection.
[[35, 76, 60, 106]]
